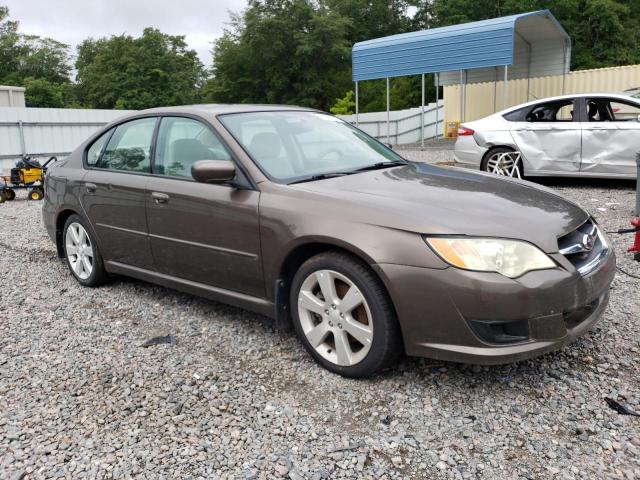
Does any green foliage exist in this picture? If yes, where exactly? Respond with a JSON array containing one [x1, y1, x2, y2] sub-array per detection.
[[205, 0, 352, 111], [330, 90, 355, 114], [0, 6, 72, 106], [75, 28, 205, 109], [23, 78, 65, 107], [415, 0, 640, 71]]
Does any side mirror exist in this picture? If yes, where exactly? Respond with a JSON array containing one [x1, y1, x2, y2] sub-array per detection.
[[191, 160, 236, 184]]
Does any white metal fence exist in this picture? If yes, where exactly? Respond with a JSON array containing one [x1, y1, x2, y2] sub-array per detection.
[[0, 104, 445, 174], [0, 107, 134, 174], [339, 101, 444, 145]]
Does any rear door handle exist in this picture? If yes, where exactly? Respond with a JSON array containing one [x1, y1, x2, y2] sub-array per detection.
[[151, 192, 170, 204], [85, 182, 96, 193]]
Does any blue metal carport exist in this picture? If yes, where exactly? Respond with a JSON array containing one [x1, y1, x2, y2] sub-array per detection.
[[351, 10, 571, 144]]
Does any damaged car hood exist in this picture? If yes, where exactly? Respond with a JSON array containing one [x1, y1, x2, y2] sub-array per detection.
[[292, 163, 589, 253]]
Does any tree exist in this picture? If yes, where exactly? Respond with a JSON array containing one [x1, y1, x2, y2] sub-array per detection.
[[75, 28, 205, 109], [324, 0, 416, 43], [23, 78, 64, 107], [205, 0, 352, 111], [0, 6, 72, 106], [414, 0, 640, 71], [330, 90, 355, 114]]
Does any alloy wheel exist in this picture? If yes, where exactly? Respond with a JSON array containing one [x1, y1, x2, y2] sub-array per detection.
[[65, 222, 94, 280], [486, 151, 521, 177], [297, 269, 373, 366]]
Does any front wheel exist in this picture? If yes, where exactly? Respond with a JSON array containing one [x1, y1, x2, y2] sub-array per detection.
[[63, 214, 108, 287], [4, 189, 15, 201], [290, 252, 402, 378]]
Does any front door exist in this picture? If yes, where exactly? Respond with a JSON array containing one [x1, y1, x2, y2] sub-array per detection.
[[145, 116, 264, 297], [509, 98, 581, 174], [580, 97, 640, 176], [81, 117, 157, 269]]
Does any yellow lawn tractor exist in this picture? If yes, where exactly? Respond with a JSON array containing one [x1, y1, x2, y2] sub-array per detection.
[[0, 156, 56, 203]]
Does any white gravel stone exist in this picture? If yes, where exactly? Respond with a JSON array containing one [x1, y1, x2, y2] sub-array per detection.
[[1, 172, 639, 479]]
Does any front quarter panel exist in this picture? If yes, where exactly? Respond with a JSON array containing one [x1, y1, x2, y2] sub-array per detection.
[[258, 186, 449, 299]]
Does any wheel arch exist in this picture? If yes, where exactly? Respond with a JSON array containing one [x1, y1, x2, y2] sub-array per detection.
[[273, 239, 399, 333], [54, 209, 80, 258]]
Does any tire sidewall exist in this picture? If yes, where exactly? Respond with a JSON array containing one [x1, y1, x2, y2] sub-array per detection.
[[63, 214, 105, 287], [290, 254, 395, 378]]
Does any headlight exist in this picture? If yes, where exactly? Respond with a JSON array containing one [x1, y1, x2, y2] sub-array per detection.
[[425, 237, 556, 278]]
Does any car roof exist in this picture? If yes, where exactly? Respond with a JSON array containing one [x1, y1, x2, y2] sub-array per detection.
[[134, 104, 321, 116], [499, 92, 639, 115]]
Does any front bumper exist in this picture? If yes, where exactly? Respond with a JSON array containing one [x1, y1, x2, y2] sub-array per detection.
[[374, 248, 615, 365]]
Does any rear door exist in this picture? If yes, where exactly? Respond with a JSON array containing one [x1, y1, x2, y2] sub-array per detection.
[[145, 116, 264, 297], [580, 97, 640, 176], [81, 117, 157, 269], [509, 98, 581, 174]]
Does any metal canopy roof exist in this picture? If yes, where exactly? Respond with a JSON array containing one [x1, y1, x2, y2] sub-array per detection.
[[352, 10, 571, 83]]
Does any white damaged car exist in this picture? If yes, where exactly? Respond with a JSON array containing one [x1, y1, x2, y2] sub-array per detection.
[[454, 93, 640, 179]]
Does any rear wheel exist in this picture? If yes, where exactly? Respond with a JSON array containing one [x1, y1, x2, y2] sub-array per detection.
[[0, 192, 5, 203], [481, 147, 523, 178], [63, 214, 108, 287], [4, 189, 15, 201], [290, 252, 402, 378]]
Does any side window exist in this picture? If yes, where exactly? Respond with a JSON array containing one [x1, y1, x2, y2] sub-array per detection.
[[97, 118, 156, 172], [503, 107, 527, 122], [606, 99, 640, 122], [525, 100, 575, 122], [86, 129, 113, 166], [155, 117, 231, 178]]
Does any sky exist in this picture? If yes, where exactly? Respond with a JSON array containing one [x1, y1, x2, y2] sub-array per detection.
[[4, 0, 249, 68]]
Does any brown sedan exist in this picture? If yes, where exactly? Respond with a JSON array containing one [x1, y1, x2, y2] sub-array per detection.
[[43, 105, 616, 377]]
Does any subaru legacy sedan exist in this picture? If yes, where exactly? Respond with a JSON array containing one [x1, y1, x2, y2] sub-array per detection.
[[455, 93, 640, 179], [43, 105, 615, 377]]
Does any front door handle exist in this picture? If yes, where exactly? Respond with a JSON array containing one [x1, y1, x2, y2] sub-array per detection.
[[85, 182, 96, 193], [151, 192, 170, 204]]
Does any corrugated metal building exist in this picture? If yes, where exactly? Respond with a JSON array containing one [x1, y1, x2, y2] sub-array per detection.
[[0, 107, 134, 174], [0, 86, 26, 107]]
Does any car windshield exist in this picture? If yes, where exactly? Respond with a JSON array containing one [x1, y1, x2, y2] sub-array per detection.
[[218, 111, 405, 183]]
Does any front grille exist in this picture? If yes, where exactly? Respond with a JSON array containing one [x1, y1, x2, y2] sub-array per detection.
[[557, 218, 608, 276]]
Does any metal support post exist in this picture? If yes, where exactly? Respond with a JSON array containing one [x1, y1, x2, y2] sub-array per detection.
[[386, 77, 390, 144]]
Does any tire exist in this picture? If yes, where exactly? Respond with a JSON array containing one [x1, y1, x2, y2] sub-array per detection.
[[290, 251, 402, 378], [4, 189, 15, 201], [481, 147, 523, 178], [28, 189, 43, 201], [0, 192, 5, 204], [63, 214, 108, 287]]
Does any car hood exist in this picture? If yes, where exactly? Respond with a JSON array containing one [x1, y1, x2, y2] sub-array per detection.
[[291, 163, 588, 253]]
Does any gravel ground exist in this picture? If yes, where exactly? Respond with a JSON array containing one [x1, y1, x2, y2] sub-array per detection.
[[397, 141, 455, 165], [1, 170, 639, 480]]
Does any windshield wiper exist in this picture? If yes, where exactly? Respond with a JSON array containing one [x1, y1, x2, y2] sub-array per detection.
[[289, 172, 352, 184], [288, 160, 408, 185], [348, 160, 408, 173]]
